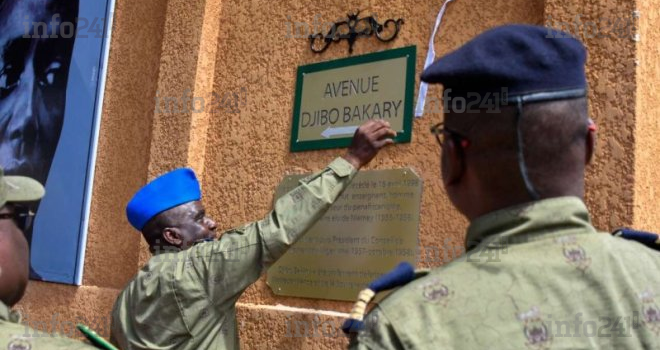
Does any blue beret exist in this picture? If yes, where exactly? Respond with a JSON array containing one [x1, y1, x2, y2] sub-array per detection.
[[126, 168, 201, 231], [421, 24, 587, 100]]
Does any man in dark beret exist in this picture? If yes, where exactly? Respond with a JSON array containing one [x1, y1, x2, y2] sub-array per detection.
[[349, 24, 660, 349], [0, 168, 96, 349], [110, 120, 396, 350]]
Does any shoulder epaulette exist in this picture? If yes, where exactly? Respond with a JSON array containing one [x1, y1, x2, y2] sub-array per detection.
[[342, 262, 426, 335], [613, 228, 660, 251]]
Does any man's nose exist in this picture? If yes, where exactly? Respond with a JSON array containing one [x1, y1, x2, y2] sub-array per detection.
[[9, 70, 37, 143], [206, 217, 217, 232], [8, 113, 38, 144]]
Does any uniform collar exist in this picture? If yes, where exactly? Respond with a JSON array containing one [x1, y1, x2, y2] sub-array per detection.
[[465, 196, 597, 251], [0, 300, 21, 323], [150, 238, 214, 256], [151, 245, 182, 256]]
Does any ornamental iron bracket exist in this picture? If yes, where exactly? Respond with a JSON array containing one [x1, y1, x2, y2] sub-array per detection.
[[309, 11, 404, 54]]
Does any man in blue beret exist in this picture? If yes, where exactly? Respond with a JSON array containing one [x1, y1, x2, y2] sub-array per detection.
[[109, 120, 396, 350], [349, 24, 660, 349]]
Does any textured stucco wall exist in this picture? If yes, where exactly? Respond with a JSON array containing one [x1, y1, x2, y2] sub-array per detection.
[[634, 0, 660, 230], [545, 0, 638, 231], [11, 0, 660, 349], [137, 0, 224, 269]]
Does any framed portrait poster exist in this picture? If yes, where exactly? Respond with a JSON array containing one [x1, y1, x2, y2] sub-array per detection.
[[0, 0, 115, 284]]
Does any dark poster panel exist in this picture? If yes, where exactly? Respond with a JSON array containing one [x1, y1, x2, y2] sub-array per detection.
[[0, 0, 114, 284]]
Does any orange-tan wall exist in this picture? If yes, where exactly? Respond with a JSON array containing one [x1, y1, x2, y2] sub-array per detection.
[[14, 0, 659, 349], [634, 0, 660, 230]]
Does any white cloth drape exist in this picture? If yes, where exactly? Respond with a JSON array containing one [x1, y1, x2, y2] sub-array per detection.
[[415, 0, 456, 118]]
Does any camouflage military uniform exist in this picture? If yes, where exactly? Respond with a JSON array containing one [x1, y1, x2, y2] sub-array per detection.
[[350, 197, 660, 349], [0, 301, 97, 349], [111, 158, 356, 350]]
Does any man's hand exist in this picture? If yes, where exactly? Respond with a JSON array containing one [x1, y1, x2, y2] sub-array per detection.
[[343, 120, 397, 170]]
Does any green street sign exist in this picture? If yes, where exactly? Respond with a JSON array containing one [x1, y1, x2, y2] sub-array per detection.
[[290, 46, 416, 152]]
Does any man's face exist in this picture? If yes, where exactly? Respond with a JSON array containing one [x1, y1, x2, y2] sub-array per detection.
[[165, 201, 218, 249], [0, 0, 78, 185], [0, 204, 30, 306]]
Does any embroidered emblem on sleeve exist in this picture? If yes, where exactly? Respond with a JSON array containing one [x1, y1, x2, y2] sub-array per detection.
[[639, 290, 660, 335], [7, 336, 32, 350], [516, 306, 553, 350], [419, 277, 453, 306], [555, 235, 591, 272]]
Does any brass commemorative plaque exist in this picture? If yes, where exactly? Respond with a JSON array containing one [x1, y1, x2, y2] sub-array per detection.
[[267, 168, 422, 301]]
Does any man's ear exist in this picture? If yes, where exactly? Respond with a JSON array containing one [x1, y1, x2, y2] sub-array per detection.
[[162, 227, 183, 247], [586, 119, 596, 165], [443, 139, 465, 186]]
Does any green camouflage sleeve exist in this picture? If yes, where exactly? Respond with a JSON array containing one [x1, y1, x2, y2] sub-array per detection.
[[348, 307, 406, 350], [193, 157, 357, 303]]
